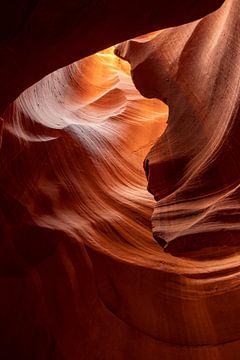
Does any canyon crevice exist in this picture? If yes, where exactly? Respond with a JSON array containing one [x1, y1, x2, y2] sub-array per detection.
[[1, 1, 240, 359]]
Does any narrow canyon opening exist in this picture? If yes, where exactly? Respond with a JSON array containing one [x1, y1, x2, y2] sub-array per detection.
[[1, 43, 170, 267], [2, 1, 240, 358]]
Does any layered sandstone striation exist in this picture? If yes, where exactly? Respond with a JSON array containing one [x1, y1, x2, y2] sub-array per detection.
[[117, 0, 240, 255], [0, 0, 224, 112], [1, 1, 239, 359]]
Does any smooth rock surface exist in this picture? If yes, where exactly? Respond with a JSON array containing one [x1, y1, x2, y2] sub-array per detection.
[[117, 0, 240, 255], [1, 1, 239, 359]]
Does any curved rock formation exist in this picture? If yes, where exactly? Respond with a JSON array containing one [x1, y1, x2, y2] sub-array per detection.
[[0, 0, 224, 113], [0, 47, 167, 359], [117, 0, 240, 256], [2, 0, 240, 359]]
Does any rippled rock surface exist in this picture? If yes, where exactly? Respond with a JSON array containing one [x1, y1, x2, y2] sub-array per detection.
[[2, 1, 240, 359], [117, 0, 240, 256]]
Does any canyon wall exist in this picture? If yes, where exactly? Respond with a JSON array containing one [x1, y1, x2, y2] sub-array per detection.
[[2, 1, 240, 359]]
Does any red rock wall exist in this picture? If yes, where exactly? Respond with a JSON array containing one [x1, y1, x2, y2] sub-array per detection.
[[1, 1, 239, 359], [0, 0, 224, 113], [117, 0, 240, 255]]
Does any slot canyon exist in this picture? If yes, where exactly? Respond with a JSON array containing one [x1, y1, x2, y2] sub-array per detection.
[[2, 0, 240, 359]]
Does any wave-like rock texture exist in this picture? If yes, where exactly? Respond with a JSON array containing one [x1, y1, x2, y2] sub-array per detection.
[[1, 41, 240, 360], [117, 0, 240, 256], [0, 0, 224, 112], [2, 1, 240, 359]]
